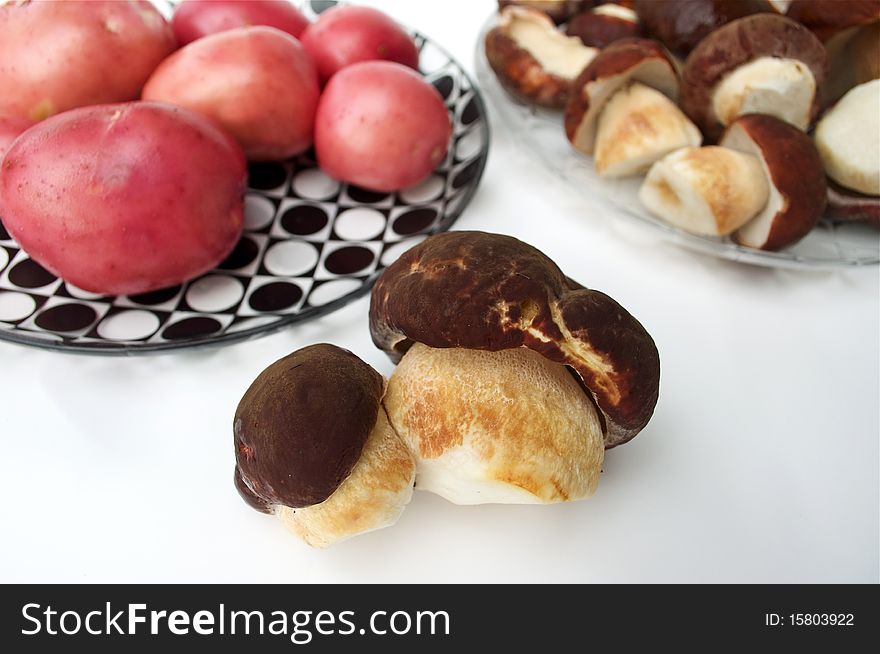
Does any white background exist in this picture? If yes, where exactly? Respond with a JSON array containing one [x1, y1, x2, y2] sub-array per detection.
[[1, 0, 877, 583]]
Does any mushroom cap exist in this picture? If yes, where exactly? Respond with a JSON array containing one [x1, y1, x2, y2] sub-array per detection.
[[680, 13, 827, 141], [498, 0, 592, 24], [786, 0, 880, 42], [234, 343, 384, 510], [721, 114, 827, 250], [635, 0, 776, 58], [369, 231, 661, 448], [275, 406, 415, 547], [565, 37, 680, 154], [486, 6, 597, 108], [825, 180, 880, 226], [566, 4, 642, 49]]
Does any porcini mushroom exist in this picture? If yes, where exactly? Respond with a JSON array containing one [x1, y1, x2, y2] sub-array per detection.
[[788, 0, 879, 105], [485, 6, 598, 108], [233, 344, 415, 547], [680, 13, 827, 141], [565, 38, 702, 177], [815, 79, 880, 197], [370, 231, 661, 459], [498, 0, 592, 25], [566, 3, 642, 49], [634, 0, 776, 59], [825, 181, 880, 227], [638, 145, 770, 236], [722, 114, 827, 250]]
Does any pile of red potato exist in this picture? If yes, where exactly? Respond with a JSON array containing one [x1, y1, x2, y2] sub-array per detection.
[[0, 0, 452, 296], [486, 0, 879, 252]]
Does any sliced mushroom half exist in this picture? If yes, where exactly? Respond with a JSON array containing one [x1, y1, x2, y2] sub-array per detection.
[[722, 114, 827, 250], [486, 6, 598, 108]]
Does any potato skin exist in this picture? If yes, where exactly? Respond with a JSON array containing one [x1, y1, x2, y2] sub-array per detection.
[[172, 0, 310, 45], [0, 116, 33, 159], [0, 1, 175, 131], [300, 5, 419, 84], [315, 61, 451, 193], [0, 102, 247, 296], [143, 26, 319, 161]]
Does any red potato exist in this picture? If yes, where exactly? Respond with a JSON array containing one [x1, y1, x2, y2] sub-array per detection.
[[0, 103, 247, 296], [315, 61, 451, 193], [0, 117, 34, 159], [300, 5, 419, 84], [171, 0, 310, 45], [0, 0, 175, 141], [143, 26, 320, 161]]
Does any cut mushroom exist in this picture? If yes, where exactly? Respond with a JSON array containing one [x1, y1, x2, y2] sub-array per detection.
[[786, 0, 879, 41], [565, 37, 697, 177], [825, 180, 880, 227], [787, 0, 880, 105], [594, 82, 702, 177], [815, 79, 880, 197], [639, 146, 770, 236], [711, 57, 817, 130], [768, 0, 792, 11], [498, 0, 592, 25], [566, 4, 642, 49], [485, 6, 598, 108], [721, 114, 827, 250], [681, 13, 827, 141], [635, 0, 776, 58]]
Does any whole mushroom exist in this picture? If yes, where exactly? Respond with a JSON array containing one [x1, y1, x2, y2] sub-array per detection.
[[370, 231, 661, 468], [680, 13, 828, 141], [233, 344, 415, 547], [565, 38, 702, 177]]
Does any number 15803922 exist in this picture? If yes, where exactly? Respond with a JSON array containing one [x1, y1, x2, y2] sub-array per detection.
[[765, 614, 855, 626]]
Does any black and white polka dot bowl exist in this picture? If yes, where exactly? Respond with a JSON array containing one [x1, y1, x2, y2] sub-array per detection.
[[0, 1, 490, 354]]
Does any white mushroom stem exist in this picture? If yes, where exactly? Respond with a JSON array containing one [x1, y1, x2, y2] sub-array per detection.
[[592, 3, 638, 21], [594, 82, 702, 178], [505, 7, 597, 79], [815, 79, 880, 196], [767, 0, 792, 12], [384, 343, 604, 506], [712, 56, 817, 130], [639, 146, 770, 236]]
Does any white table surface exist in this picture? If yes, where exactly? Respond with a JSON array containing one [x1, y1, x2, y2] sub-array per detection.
[[1, 0, 878, 584]]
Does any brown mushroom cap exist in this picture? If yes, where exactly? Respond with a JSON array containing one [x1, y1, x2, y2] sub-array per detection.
[[234, 344, 384, 511], [721, 114, 827, 250], [680, 13, 827, 141], [566, 4, 642, 49], [369, 231, 661, 448], [786, 0, 879, 42], [635, 0, 775, 58], [565, 37, 680, 154], [498, 0, 594, 24], [486, 6, 597, 109], [825, 180, 880, 227]]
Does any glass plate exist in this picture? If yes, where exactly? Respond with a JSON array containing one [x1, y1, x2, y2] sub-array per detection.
[[0, 4, 490, 355], [474, 14, 879, 270]]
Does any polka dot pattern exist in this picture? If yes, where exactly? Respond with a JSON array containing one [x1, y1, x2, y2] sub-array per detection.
[[0, 1, 489, 353]]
